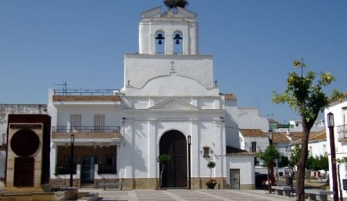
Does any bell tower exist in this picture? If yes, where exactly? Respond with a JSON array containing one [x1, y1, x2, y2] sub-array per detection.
[[139, 6, 198, 55]]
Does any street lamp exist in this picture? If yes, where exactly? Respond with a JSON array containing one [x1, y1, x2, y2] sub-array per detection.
[[268, 129, 275, 193], [70, 134, 75, 187], [327, 112, 338, 201], [187, 135, 191, 189]]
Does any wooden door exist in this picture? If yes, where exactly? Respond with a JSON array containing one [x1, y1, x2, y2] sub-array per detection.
[[160, 130, 187, 188], [230, 169, 240, 189]]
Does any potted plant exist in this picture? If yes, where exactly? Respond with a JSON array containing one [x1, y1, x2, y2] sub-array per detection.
[[206, 161, 217, 189], [156, 154, 171, 190]]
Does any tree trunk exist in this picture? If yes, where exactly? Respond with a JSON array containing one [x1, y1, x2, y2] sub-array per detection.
[[296, 118, 310, 201], [159, 164, 165, 189]]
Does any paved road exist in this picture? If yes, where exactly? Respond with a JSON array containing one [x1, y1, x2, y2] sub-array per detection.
[[79, 189, 307, 201]]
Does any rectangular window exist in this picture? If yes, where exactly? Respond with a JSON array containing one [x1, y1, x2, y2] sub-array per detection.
[[70, 114, 81, 132], [94, 114, 105, 132], [251, 141, 257, 152], [105, 156, 115, 166], [343, 107, 347, 125]]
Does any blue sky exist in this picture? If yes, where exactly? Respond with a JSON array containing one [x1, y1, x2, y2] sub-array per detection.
[[0, 0, 346, 123]]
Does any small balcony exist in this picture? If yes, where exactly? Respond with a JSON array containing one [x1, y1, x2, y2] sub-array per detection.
[[337, 124, 347, 142], [52, 126, 121, 140]]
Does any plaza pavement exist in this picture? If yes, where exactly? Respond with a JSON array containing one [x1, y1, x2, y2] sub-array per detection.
[[79, 188, 326, 201]]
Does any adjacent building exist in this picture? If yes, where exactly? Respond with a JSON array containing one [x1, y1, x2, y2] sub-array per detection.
[[325, 97, 347, 197]]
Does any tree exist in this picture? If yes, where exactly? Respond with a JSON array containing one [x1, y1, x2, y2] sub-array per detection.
[[206, 161, 217, 189], [278, 155, 290, 168], [318, 154, 329, 173], [306, 155, 317, 181], [207, 161, 216, 178], [156, 154, 171, 189], [164, 0, 189, 9], [256, 145, 280, 193], [289, 144, 301, 168], [273, 59, 343, 201]]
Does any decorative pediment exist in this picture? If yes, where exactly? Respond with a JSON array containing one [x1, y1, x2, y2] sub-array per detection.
[[141, 6, 196, 19], [141, 6, 162, 18], [149, 97, 198, 110]]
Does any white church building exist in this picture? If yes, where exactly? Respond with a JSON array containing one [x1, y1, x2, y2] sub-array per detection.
[[47, 4, 255, 190]]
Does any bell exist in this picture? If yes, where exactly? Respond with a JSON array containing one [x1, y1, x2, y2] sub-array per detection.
[[156, 33, 165, 45], [173, 34, 182, 44]]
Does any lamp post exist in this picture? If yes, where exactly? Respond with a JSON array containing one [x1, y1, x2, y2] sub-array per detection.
[[268, 129, 274, 193], [187, 135, 191, 189], [327, 112, 338, 201], [70, 134, 75, 187]]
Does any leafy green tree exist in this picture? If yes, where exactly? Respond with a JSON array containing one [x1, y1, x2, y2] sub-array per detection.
[[278, 155, 290, 168], [317, 154, 329, 173], [157, 154, 171, 189], [306, 155, 317, 180], [256, 145, 280, 193], [289, 145, 301, 168], [273, 59, 343, 201], [207, 161, 216, 178]]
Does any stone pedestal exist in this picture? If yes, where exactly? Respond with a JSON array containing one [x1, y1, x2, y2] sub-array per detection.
[[6, 123, 44, 190]]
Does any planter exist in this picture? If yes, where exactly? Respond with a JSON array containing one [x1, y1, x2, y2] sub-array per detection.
[[206, 182, 216, 189], [206, 178, 217, 189]]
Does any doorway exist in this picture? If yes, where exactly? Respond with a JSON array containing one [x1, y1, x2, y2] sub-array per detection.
[[81, 156, 95, 184], [159, 130, 187, 188], [230, 169, 240, 189]]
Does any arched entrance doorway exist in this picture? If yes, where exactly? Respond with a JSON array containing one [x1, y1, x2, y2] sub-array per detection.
[[159, 130, 187, 188]]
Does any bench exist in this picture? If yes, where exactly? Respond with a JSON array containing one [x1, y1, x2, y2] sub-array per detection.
[[305, 189, 334, 201], [272, 186, 294, 197]]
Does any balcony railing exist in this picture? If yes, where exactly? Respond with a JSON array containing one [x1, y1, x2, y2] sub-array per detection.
[[52, 126, 120, 133], [337, 124, 347, 141], [53, 89, 120, 96]]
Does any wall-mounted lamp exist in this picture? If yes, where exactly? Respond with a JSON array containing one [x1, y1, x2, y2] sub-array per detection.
[[201, 146, 213, 158]]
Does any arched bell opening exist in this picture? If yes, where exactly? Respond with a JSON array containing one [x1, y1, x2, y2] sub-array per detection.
[[173, 31, 183, 55], [155, 31, 165, 54]]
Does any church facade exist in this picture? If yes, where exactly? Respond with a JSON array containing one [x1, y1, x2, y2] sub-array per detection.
[[47, 5, 254, 190]]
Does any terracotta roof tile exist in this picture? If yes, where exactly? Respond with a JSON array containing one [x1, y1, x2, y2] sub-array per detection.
[[290, 130, 325, 144], [240, 129, 267, 138], [273, 133, 291, 143], [226, 146, 255, 156]]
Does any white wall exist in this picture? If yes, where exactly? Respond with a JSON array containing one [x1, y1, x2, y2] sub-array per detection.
[[238, 108, 269, 132], [325, 100, 347, 197]]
